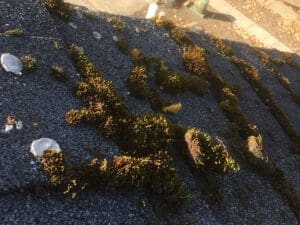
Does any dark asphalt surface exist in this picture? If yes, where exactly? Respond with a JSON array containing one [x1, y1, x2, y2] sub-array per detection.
[[0, 0, 299, 224]]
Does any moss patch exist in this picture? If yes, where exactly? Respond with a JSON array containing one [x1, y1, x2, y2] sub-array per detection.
[[21, 55, 37, 74], [182, 45, 210, 78], [4, 28, 24, 37], [208, 35, 300, 217], [254, 49, 300, 107], [128, 48, 181, 113], [184, 128, 239, 174], [42, 0, 72, 21], [51, 65, 69, 81], [39, 149, 189, 207], [41, 43, 240, 211], [116, 39, 129, 54], [154, 59, 209, 96], [53, 41, 64, 50], [107, 16, 125, 32]]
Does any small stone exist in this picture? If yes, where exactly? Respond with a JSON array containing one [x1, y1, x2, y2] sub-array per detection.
[[92, 31, 102, 40], [1, 53, 23, 75], [68, 22, 77, 29], [30, 138, 61, 158]]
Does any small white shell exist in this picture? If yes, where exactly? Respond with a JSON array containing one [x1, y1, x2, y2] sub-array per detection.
[[1, 53, 23, 75], [92, 31, 102, 40], [30, 138, 61, 158]]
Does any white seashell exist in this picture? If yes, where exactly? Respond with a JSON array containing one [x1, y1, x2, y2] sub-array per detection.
[[30, 138, 61, 158], [4, 124, 14, 133], [146, 3, 158, 19], [92, 31, 102, 40], [16, 120, 23, 130], [1, 53, 23, 75]]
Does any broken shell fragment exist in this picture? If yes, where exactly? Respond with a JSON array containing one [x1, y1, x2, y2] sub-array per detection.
[[30, 138, 61, 158], [1, 53, 23, 75]]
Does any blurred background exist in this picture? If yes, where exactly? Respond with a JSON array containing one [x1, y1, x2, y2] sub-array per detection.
[[65, 0, 300, 55]]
